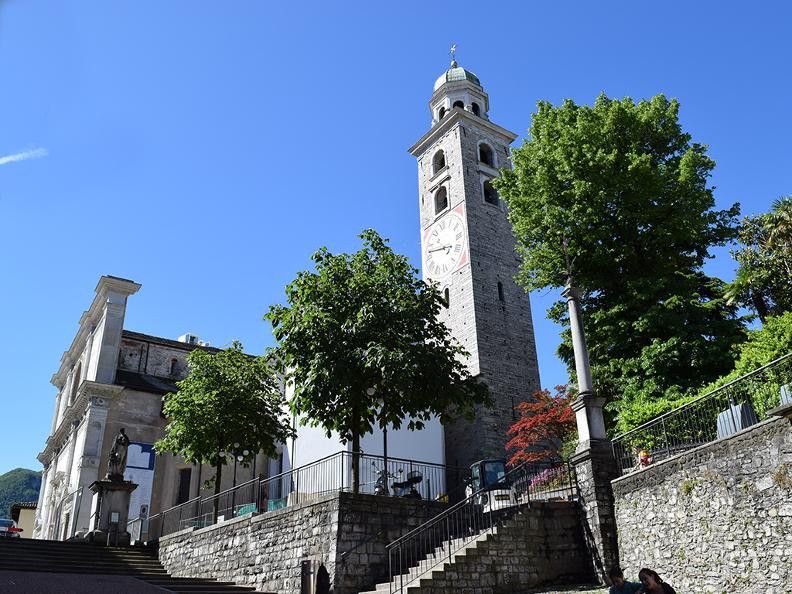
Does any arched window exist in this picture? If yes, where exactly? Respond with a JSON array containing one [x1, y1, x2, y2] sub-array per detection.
[[472, 102, 481, 117], [497, 281, 505, 302], [434, 187, 449, 214], [432, 150, 446, 174], [438, 107, 447, 120], [483, 180, 498, 205], [169, 358, 178, 377], [69, 363, 82, 405], [443, 288, 450, 308], [479, 143, 494, 167], [452, 100, 464, 110]]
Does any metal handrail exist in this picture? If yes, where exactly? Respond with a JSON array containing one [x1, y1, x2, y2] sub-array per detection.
[[145, 450, 458, 540], [385, 460, 575, 592], [611, 352, 792, 475], [612, 352, 792, 441], [388, 459, 534, 548]]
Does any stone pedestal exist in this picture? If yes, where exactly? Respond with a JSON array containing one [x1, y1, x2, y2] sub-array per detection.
[[85, 479, 137, 546], [571, 438, 620, 582]]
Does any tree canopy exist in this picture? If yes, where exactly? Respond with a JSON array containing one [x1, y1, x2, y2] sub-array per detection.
[[726, 196, 792, 322], [495, 93, 745, 429], [265, 229, 490, 491], [155, 341, 294, 497]]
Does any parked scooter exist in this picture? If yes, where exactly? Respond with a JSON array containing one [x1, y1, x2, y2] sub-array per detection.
[[370, 463, 423, 499], [391, 469, 423, 499]]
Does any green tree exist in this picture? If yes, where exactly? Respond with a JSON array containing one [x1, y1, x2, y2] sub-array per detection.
[[726, 196, 792, 322], [155, 341, 294, 508], [495, 93, 745, 429], [266, 229, 490, 492], [0, 468, 41, 518], [615, 310, 792, 434]]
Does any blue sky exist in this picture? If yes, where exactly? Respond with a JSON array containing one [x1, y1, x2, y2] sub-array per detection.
[[1, 1, 790, 474]]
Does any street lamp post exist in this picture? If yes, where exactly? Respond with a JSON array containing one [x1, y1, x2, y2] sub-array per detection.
[[219, 442, 250, 517], [368, 387, 388, 495]]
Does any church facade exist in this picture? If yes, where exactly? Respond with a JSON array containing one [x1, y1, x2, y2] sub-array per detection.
[[33, 276, 274, 540]]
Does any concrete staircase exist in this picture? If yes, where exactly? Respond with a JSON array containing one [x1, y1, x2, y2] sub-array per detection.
[[360, 502, 592, 594], [360, 527, 497, 594], [0, 537, 260, 593]]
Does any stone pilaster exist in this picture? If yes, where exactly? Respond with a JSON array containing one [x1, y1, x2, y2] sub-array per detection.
[[571, 439, 620, 582], [73, 394, 110, 534]]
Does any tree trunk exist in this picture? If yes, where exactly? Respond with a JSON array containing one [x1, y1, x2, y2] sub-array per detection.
[[352, 430, 360, 494], [213, 460, 223, 523]]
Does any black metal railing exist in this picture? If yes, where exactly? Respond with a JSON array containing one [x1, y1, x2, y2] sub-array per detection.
[[611, 353, 792, 476], [142, 451, 457, 541], [52, 485, 85, 541], [385, 460, 576, 593]]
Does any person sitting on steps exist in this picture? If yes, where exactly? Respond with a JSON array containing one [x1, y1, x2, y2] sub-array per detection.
[[638, 568, 678, 594], [608, 566, 642, 594]]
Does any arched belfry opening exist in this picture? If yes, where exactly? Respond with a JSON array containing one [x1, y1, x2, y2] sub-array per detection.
[[472, 102, 481, 117], [432, 150, 446, 174], [452, 100, 464, 110], [479, 143, 494, 167]]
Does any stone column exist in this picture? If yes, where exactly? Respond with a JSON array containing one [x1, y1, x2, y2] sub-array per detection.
[[563, 283, 619, 582], [33, 464, 52, 539]]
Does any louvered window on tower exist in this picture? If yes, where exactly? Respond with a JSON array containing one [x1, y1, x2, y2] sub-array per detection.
[[435, 187, 449, 213]]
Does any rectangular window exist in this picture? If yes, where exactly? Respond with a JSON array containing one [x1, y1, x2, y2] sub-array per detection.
[[176, 468, 192, 505]]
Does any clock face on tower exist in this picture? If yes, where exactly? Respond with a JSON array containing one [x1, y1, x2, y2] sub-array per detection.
[[423, 210, 467, 279]]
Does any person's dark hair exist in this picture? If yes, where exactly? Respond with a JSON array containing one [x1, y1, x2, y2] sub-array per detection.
[[609, 567, 625, 579], [638, 568, 664, 583]]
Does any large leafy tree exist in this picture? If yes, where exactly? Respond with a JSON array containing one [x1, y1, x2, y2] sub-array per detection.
[[726, 196, 792, 322], [495, 94, 745, 429], [265, 229, 490, 492], [155, 341, 294, 503]]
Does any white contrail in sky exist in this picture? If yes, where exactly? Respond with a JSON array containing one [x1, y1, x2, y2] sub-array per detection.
[[0, 147, 48, 166]]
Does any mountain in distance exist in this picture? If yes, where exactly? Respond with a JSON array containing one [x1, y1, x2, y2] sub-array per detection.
[[0, 468, 41, 518]]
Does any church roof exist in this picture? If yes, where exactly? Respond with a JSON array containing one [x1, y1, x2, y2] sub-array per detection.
[[433, 63, 481, 92]]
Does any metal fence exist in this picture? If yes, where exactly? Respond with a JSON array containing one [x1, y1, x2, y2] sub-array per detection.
[[385, 460, 576, 593], [138, 451, 458, 541], [611, 353, 792, 476]]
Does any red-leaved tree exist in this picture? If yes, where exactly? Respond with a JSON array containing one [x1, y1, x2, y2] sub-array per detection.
[[505, 385, 576, 466]]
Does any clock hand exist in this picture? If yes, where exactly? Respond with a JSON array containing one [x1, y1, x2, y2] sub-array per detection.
[[428, 244, 452, 253]]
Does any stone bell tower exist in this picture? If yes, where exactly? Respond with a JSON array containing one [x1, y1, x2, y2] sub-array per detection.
[[408, 56, 541, 474]]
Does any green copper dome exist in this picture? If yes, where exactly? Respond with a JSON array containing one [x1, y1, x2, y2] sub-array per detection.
[[433, 63, 482, 92]]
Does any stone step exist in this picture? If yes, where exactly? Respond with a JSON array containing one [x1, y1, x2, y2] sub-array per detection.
[[364, 522, 503, 592], [0, 538, 258, 592]]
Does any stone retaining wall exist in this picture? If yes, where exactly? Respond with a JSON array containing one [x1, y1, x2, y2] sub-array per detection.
[[157, 492, 445, 594], [612, 416, 792, 593]]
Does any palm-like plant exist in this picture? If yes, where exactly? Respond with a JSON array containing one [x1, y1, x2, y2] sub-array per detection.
[[727, 196, 792, 322]]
